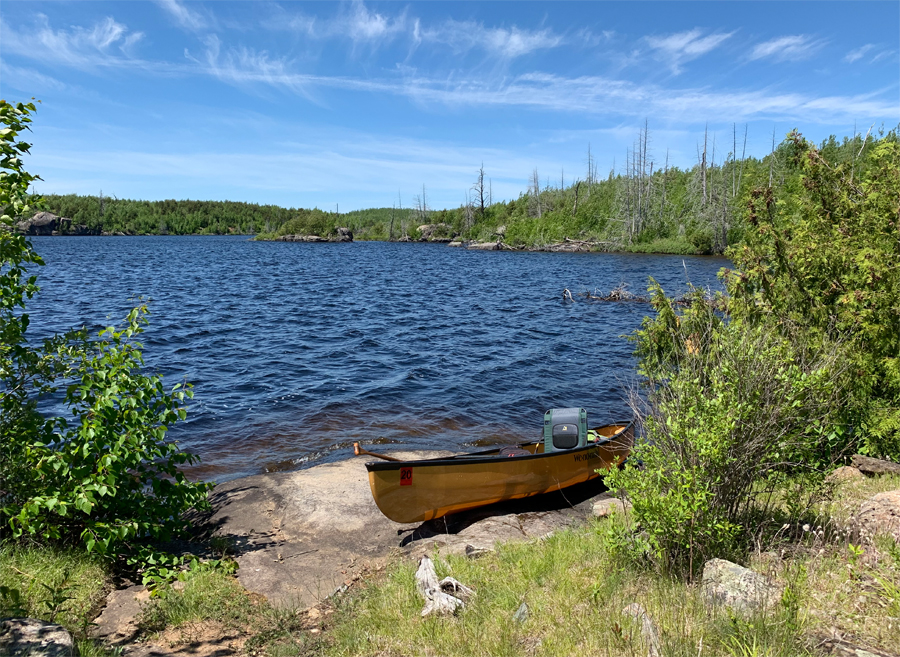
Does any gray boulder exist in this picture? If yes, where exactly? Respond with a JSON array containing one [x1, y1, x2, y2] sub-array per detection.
[[0, 619, 74, 657], [17, 211, 61, 235], [851, 455, 900, 477], [467, 241, 501, 251], [701, 558, 782, 613]]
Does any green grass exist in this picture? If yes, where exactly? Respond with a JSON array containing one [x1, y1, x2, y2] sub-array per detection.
[[137, 569, 260, 632], [324, 522, 811, 657], [626, 237, 700, 255], [0, 544, 114, 655], [322, 473, 900, 657]]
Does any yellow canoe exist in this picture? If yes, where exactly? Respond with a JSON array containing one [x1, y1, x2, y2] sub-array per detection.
[[362, 421, 633, 524]]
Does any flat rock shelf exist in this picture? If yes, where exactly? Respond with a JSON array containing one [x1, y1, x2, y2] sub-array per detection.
[[193, 450, 616, 607]]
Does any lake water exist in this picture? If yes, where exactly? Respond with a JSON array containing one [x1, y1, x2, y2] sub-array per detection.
[[26, 236, 729, 482]]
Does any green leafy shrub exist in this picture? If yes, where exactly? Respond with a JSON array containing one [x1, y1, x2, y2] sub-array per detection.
[[609, 132, 899, 575], [4, 306, 212, 555], [606, 284, 850, 575], [1, 100, 210, 570]]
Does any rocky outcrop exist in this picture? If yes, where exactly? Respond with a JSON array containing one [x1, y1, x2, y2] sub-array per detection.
[[467, 241, 502, 251], [276, 227, 353, 243], [416, 223, 453, 242], [826, 466, 865, 485], [194, 451, 611, 607], [856, 489, 900, 542], [851, 455, 900, 477], [16, 212, 100, 236], [0, 619, 74, 657], [701, 559, 782, 613]]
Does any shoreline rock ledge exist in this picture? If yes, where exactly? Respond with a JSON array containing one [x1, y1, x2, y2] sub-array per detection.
[[194, 451, 615, 607], [15, 211, 100, 236]]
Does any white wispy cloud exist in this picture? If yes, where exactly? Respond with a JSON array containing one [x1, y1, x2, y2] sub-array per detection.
[[419, 20, 565, 58], [0, 62, 69, 93], [844, 43, 895, 64], [644, 29, 734, 74], [749, 35, 824, 62], [190, 39, 898, 126], [263, 1, 407, 46], [0, 14, 145, 69], [156, 0, 207, 31], [343, 1, 406, 42], [263, 3, 565, 59]]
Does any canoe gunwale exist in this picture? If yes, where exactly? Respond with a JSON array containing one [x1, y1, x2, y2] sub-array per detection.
[[363, 419, 634, 472]]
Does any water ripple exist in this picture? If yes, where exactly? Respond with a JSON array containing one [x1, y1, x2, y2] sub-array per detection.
[[26, 236, 728, 482]]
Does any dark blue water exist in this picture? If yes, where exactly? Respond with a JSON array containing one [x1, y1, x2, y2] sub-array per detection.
[[26, 237, 728, 482]]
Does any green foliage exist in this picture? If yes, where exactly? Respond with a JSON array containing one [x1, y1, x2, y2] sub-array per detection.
[[1, 101, 211, 575], [3, 304, 213, 558], [726, 133, 900, 458], [40, 193, 297, 235], [607, 285, 848, 575], [612, 130, 900, 575]]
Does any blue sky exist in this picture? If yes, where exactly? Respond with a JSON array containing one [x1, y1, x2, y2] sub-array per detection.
[[1, 1, 898, 211]]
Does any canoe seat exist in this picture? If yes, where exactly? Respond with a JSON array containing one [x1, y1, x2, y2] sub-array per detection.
[[498, 446, 531, 458]]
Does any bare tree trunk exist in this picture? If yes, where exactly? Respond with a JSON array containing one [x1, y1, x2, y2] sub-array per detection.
[[660, 150, 668, 225], [572, 180, 581, 216], [702, 124, 708, 206], [389, 204, 395, 241], [769, 126, 776, 187], [531, 168, 542, 218], [473, 164, 487, 217]]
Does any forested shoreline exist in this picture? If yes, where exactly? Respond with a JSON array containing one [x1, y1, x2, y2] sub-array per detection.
[[34, 126, 898, 255]]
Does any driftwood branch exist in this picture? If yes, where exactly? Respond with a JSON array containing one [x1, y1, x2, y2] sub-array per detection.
[[415, 556, 475, 617], [623, 603, 662, 657]]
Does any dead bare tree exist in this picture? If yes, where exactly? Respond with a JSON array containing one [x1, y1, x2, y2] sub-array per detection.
[[529, 168, 542, 218], [701, 124, 708, 206], [472, 164, 487, 217]]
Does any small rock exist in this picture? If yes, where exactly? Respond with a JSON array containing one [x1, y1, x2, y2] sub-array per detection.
[[448, 240, 464, 248], [856, 490, 900, 542], [826, 466, 864, 484], [464, 544, 494, 559], [307, 608, 321, 621], [513, 602, 529, 623], [701, 559, 782, 613], [0, 619, 74, 657], [592, 497, 631, 518], [467, 241, 500, 251]]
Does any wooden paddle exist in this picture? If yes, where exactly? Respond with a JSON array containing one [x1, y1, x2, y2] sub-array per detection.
[[353, 442, 402, 462]]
